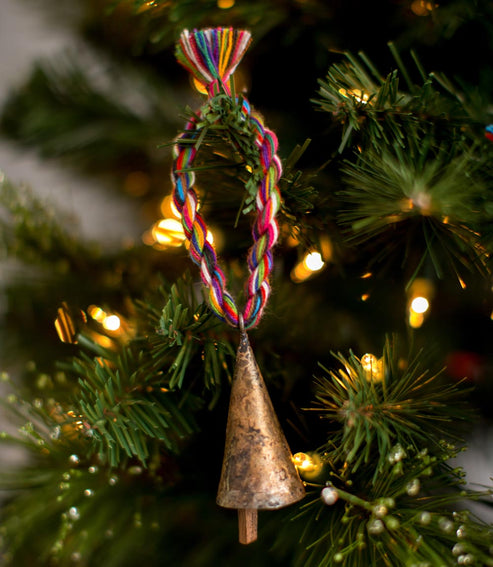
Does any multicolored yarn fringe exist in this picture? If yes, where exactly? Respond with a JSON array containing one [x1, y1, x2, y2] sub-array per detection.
[[176, 28, 251, 96], [172, 28, 282, 330]]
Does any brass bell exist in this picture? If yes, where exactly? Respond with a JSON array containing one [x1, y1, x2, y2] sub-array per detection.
[[217, 329, 305, 544]]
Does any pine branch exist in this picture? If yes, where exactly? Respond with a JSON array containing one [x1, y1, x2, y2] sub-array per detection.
[[0, 173, 100, 272], [313, 49, 480, 154], [174, 101, 322, 248], [271, 338, 493, 567], [180, 93, 265, 216], [48, 273, 236, 466], [0, 174, 147, 365], [0, 375, 280, 567], [311, 336, 472, 476], [336, 134, 492, 282], [0, 54, 178, 173], [278, 138, 321, 228], [283, 454, 493, 567], [136, 275, 235, 405], [61, 333, 202, 467], [311, 47, 493, 283]]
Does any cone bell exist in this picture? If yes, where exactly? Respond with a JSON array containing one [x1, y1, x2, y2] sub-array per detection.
[[217, 330, 305, 513]]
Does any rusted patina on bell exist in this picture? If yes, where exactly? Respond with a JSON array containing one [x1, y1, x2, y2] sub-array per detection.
[[217, 329, 305, 539]]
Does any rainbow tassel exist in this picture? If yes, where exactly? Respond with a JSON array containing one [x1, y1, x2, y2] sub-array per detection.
[[176, 28, 251, 93], [172, 28, 281, 330]]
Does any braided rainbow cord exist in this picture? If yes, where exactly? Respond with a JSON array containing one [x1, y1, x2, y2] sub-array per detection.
[[172, 28, 282, 330]]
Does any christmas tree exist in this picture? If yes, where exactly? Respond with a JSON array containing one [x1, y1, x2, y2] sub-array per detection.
[[1, 1, 493, 565]]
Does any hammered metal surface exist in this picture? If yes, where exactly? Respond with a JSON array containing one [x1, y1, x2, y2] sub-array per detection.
[[217, 331, 305, 510]]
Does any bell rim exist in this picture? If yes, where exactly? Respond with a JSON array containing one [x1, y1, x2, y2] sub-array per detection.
[[216, 486, 305, 510]]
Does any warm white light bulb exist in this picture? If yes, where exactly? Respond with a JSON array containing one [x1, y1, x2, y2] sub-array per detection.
[[152, 218, 186, 247], [361, 354, 384, 382], [361, 353, 378, 371], [103, 315, 121, 331], [410, 296, 429, 314], [292, 452, 313, 471], [292, 451, 323, 480], [303, 251, 325, 272]]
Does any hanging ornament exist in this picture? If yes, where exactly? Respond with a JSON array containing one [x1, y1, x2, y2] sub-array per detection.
[[172, 27, 305, 544], [485, 125, 493, 142]]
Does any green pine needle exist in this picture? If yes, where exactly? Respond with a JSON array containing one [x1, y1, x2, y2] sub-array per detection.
[[337, 137, 491, 281], [65, 333, 202, 467], [0, 173, 101, 272], [0, 56, 178, 171], [136, 274, 235, 404], [281, 441, 493, 567], [272, 339, 493, 567], [313, 49, 473, 153], [310, 337, 471, 476]]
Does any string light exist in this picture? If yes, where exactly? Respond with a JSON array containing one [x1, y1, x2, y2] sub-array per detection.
[[145, 194, 217, 251], [65, 410, 87, 436], [409, 311, 424, 329], [291, 250, 326, 283], [217, 0, 235, 8], [359, 271, 372, 302], [88, 305, 123, 334], [321, 486, 339, 506], [282, 224, 302, 247], [400, 191, 432, 216], [102, 315, 121, 332], [407, 278, 435, 329], [54, 303, 87, 344], [410, 297, 429, 314], [319, 235, 333, 263], [137, 0, 159, 12], [87, 305, 105, 323], [338, 87, 370, 104], [305, 251, 324, 271], [55, 303, 77, 344], [292, 452, 313, 470], [152, 218, 186, 247], [160, 195, 181, 219], [361, 353, 384, 382], [292, 452, 323, 480]]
